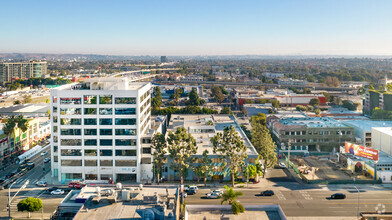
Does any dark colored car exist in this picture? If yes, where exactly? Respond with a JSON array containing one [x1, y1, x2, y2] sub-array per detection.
[[27, 162, 35, 170], [17, 164, 27, 172], [46, 187, 58, 192], [187, 189, 197, 195], [260, 190, 274, 196], [23, 158, 31, 164], [330, 193, 346, 199], [5, 172, 15, 179]]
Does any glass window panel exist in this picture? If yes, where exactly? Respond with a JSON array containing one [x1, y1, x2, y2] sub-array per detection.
[[115, 129, 136, 136], [84, 108, 97, 115], [100, 150, 113, 156], [100, 160, 113, 166], [61, 149, 82, 156], [85, 149, 97, 156], [100, 139, 112, 146], [99, 118, 112, 125], [115, 139, 136, 146], [85, 139, 97, 146], [61, 139, 82, 146], [99, 108, 113, 115], [61, 160, 82, 166], [85, 160, 97, 166], [84, 95, 97, 104], [99, 95, 112, 104], [115, 108, 136, 115], [84, 118, 97, 125], [60, 98, 81, 104], [100, 129, 113, 135], [115, 150, 136, 156], [115, 97, 136, 104], [84, 129, 97, 135], [60, 118, 81, 125], [60, 129, 81, 135], [60, 108, 81, 115], [115, 160, 136, 166], [115, 118, 136, 125]]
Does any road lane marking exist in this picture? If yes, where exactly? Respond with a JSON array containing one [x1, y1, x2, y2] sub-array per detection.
[[299, 190, 313, 200], [327, 202, 392, 205], [275, 190, 286, 200]]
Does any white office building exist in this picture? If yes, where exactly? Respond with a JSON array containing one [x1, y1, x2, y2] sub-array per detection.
[[50, 77, 152, 184]]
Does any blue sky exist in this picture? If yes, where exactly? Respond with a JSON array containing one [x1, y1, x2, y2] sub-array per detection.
[[1, 0, 392, 56]]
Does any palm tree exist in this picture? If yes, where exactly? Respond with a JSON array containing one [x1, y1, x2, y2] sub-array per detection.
[[16, 115, 29, 132], [221, 185, 243, 205]]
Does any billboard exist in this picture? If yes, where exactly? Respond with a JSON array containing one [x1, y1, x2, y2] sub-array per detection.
[[345, 142, 379, 161]]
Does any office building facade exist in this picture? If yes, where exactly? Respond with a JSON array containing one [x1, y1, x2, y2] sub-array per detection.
[[50, 78, 151, 184], [0, 61, 47, 83]]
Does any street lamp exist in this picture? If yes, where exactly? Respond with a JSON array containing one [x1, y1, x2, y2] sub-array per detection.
[[8, 180, 29, 219]]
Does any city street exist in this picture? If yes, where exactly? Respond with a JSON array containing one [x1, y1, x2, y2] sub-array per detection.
[[184, 186, 392, 218]]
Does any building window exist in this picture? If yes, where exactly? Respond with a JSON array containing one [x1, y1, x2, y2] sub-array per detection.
[[53, 145, 58, 152], [115, 129, 136, 136], [53, 126, 58, 133], [84, 95, 97, 104], [99, 95, 112, 104], [60, 98, 81, 105], [85, 149, 97, 156], [100, 139, 112, 146], [142, 148, 151, 154], [115, 150, 136, 156], [61, 139, 82, 146], [61, 160, 82, 166], [84, 119, 97, 125], [141, 158, 151, 164], [53, 116, 58, 123], [100, 129, 113, 135], [60, 108, 81, 115], [65, 173, 82, 179], [99, 118, 112, 125], [115, 108, 136, 115], [85, 139, 97, 146], [115, 139, 136, 146], [60, 129, 81, 135], [100, 160, 113, 166], [54, 156, 58, 162], [249, 158, 256, 164], [61, 118, 81, 125], [142, 138, 151, 144], [99, 108, 113, 115], [53, 106, 57, 113], [61, 149, 82, 156], [84, 108, 97, 115], [115, 97, 136, 104], [115, 160, 136, 166], [84, 129, 97, 135], [53, 96, 57, 103], [85, 160, 97, 166], [115, 118, 136, 125], [100, 150, 113, 156]]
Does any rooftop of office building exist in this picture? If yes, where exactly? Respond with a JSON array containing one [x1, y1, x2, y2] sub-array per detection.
[[278, 117, 350, 128], [343, 121, 392, 132], [54, 77, 150, 91], [167, 114, 258, 155]]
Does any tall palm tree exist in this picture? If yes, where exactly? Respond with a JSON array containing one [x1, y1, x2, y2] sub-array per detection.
[[220, 185, 244, 205], [16, 115, 29, 132]]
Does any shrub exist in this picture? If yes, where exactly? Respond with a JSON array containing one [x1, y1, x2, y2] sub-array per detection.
[[231, 201, 245, 215]]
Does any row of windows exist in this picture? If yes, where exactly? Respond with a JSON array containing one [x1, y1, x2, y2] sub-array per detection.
[[61, 149, 136, 157], [140, 98, 150, 113], [61, 159, 136, 167], [57, 118, 136, 125], [140, 90, 151, 103], [283, 130, 352, 136], [57, 95, 137, 105], [60, 139, 137, 146]]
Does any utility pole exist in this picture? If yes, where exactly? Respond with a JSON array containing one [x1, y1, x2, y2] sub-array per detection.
[[8, 180, 29, 219]]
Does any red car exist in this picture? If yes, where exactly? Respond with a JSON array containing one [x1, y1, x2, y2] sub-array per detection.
[[68, 182, 86, 189]]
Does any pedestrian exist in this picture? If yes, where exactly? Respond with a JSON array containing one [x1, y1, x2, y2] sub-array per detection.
[[166, 187, 169, 196]]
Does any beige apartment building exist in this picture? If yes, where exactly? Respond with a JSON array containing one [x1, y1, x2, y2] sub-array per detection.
[[0, 61, 47, 83]]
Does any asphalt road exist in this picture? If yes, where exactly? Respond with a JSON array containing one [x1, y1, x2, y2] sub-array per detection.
[[184, 187, 392, 217]]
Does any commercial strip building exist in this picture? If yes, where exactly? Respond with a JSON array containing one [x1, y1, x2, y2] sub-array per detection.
[[342, 121, 392, 147], [268, 116, 355, 153], [163, 114, 259, 182], [0, 61, 47, 83], [50, 77, 152, 183]]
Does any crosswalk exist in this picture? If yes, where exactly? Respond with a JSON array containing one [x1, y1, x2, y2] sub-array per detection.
[[299, 190, 313, 200], [275, 190, 286, 200]]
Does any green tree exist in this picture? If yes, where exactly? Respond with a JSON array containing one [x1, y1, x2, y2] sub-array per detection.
[[211, 125, 248, 187], [369, 84, 375, 90], [194, 150, 213, 186], [221, 185, 245, 215], [151, 132, 167, 185], [251, 123, 277, 176], [309, 98, 320, 106], [211, 85, 225, 103], [314, 108, 321, 116], [321, 92, 331, 102], [17, 197, 43, 218], [151, 86, 163, 110], [16, 115, 29, 132], [295, 105, 307, 112], [167, 127, 197, 185], [220, 106, 232, 114], [250, 113, 266, 127], [186, 88, 204, 106]]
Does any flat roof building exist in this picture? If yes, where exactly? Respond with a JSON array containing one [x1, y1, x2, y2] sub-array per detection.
[[342, 121, 392, 147], [0, 61, 47, 83], [50, 77, 152, 184]]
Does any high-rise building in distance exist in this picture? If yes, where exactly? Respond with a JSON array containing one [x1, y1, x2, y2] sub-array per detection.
[[160, 56, 168, 63], [50, 77, 152, 183], [0, 61, 47, 83]]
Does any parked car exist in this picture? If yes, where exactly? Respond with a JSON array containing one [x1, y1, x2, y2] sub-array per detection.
[[43, 158, 50, 163], [6, 172, 15, 179], [330, 193, 346, 199], [279, 162, 286, 169], [36, 181, 47, 187], [260, 190, 275, 196], [206, 192, 221, 199], [185, 185, 198, 192], [51, 189, 65, 195], [46, 187, 58, 192], [187, 189, 197, 195], [41, 151, 48, 156], [68, 181, 86, 189]]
